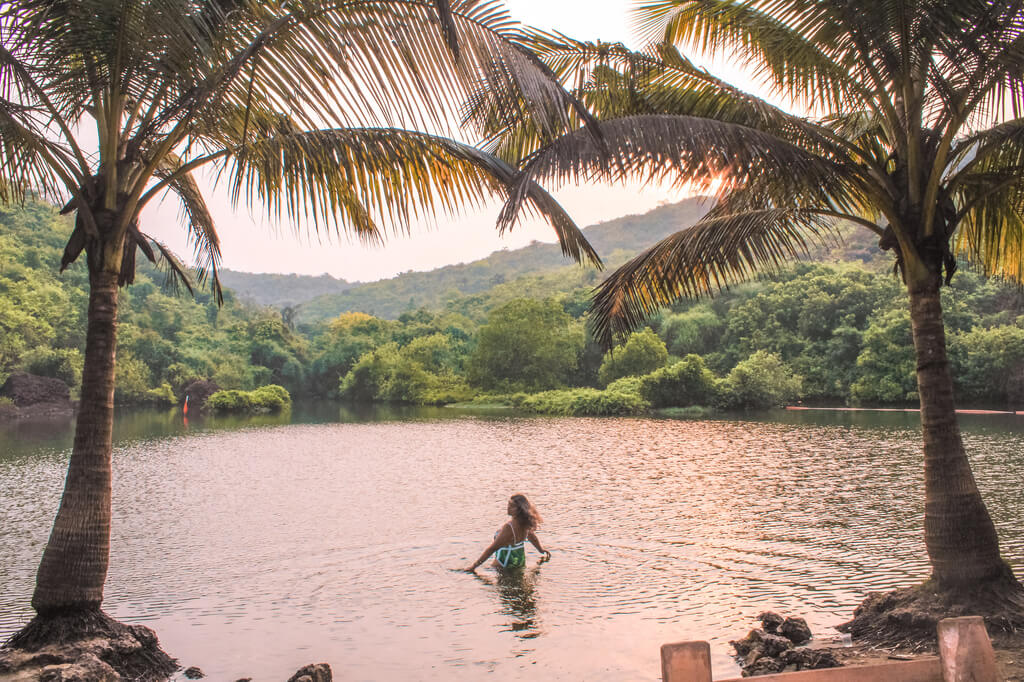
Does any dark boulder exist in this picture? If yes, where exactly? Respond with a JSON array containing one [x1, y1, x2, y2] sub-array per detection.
[[730, 629, 764, 657], [1, 372, 71, 406], [0, 372, 74, 420], [757, 611, 784, 634], [287, 663, 332, 682], [760, 633, 795, 657], [184, 665, 205, 678], [780, 616, 813, 644], [183, 380, 220, 411]]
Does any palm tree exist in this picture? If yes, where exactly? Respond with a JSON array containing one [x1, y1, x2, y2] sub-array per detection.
[[0, 0, 599, 665], [483, 0, 1024, 629]]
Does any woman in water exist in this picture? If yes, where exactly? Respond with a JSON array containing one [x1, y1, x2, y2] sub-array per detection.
[[467, 494, 551, 571]]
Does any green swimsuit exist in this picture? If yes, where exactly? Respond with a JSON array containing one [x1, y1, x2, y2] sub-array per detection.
[[494, 522, 526, 568]]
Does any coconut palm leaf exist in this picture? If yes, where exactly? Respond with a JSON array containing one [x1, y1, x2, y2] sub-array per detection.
[[154, 155, 224, 303], [633, 0, 864, 111], [589, 208, 837, 345], [497, 114, 848, 234], [211, 121, 600, 266]]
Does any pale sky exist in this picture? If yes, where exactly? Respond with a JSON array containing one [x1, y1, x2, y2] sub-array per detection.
[[141, 1, 756, 283]]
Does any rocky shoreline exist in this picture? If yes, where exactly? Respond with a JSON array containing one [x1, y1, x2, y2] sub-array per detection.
[[729, 612, 841, 677]]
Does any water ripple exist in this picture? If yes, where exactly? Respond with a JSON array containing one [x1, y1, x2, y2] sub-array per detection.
[[1, 411, 1021, 680]]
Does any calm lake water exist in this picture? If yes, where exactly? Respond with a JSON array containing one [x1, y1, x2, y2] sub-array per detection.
[[1, 404, 1022, 681]]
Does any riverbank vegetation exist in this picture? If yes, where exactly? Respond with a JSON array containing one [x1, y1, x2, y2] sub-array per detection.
[[5, 201, 1024, 417]]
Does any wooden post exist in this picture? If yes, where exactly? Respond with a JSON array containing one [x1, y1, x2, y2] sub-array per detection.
[[937, 616, 999, 682], [661, 641, 712, 682]]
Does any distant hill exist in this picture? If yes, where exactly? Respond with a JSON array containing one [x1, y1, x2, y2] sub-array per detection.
[[218, 270, 356, 308], [220, 196, 888, 323], [296, 198, 712, 321]]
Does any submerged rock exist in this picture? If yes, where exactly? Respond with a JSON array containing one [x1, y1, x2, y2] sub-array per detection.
[[183, 665, 205, 679]]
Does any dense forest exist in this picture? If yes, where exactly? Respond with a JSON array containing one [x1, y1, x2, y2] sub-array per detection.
[[3, 200, 1023, 413]]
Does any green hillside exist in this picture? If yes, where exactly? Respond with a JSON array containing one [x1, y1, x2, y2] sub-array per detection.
[[3, 199, 1022, 411], [216, 196, 889, 323], [289, 197, 711, 322], [218, 270, 356, 308]]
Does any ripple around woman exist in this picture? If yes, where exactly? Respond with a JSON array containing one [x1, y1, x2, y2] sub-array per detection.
[[467, 494, 551, 571]]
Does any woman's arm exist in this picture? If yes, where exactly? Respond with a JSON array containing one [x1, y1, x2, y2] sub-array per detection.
[[528, 531, 551, 559], [467, 525, 512, 571]]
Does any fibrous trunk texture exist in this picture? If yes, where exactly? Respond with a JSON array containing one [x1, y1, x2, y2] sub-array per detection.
[[31, 267, 119, 614], [909, 277, 1007, 589]]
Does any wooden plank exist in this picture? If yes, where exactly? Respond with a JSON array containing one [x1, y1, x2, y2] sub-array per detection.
[[938, 616, 999, 681], [661, 641, 712, 682]]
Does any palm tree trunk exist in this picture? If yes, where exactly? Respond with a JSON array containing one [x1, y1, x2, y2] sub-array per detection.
[[909, 275, 1006, 589], [31, 267, 119, 614]]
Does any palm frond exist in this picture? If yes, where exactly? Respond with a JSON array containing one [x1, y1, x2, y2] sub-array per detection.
[[154, 156, 223, 304], [590, 208, 838, 346], [498, 114, 846, 233], [145, 236, 199, 299], [0, 99, 73, 203], [952, 129, 1024, 283], [632, 0, 861, 112], [212, 122, 601, 267]]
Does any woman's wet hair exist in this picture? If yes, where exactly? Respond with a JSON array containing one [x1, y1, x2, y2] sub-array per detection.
[[509, 494, 542, 531]]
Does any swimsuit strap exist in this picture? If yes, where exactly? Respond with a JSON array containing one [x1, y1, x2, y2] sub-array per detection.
[[507, 521, 518, 544]]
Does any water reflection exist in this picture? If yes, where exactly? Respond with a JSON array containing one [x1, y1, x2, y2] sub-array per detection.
[[2, 407, 1022, 681], [473, 563, 547, 639]]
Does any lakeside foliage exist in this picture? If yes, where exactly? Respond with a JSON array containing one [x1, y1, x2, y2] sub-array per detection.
[[207, 385, 292, 414], [3, 201, 1024, 413]]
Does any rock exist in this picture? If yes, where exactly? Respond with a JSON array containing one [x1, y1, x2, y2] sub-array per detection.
[[183, 380, 220, 411], [780, 647, 841, 670], [0, 373, 74, 420], [744, 646, 765, 667], [0, 373, 70, 406], [760, 633, 794, 657], [286, 663, 332, 682], [184, 665, 205, 679], [780, 616, 812, 644], [758, 611, 784, 634], [731, 629, 765, 656], [742, 656, 786, 677]]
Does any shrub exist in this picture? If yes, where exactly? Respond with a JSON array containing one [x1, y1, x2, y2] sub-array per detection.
[[717, 351, 802, 410], [206, 389, 251, 412], [640, 354, 719, 408], [249, 384, 292, 411], [605, 375, 645, 396], [206, 385, 292, 413], [20, 347, 83, 388], [519, 387, 649, 416], [419, 374, 474, 405], [142, 383, 176, 406], [598, 328, 669, 386]]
